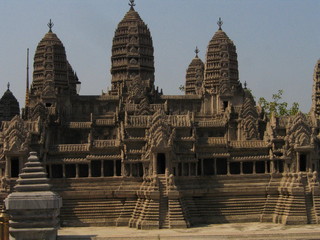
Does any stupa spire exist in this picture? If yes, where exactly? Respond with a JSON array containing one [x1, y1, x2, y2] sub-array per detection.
[[25, 48, 30, 107]]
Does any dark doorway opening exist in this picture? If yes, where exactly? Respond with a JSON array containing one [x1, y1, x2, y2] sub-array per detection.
[[157, 153, 166, 174], [203, 159, 214, 175], [11, 158, 19, 178], [66, 164, 76, 178], [91, 161, 101, 177], [52, 164, 63, 178], [300, 154, 307, 172]]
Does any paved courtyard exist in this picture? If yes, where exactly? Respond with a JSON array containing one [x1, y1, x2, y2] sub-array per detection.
[[58, 223, 320, 240]]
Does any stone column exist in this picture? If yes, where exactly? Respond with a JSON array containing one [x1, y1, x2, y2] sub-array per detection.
[[62, 164, 66, 178], [201, 159, 204, 176], [88, 162, 92, 177], [76, 164, 79, 178], [101, 160, 104, 177], [5, 156, 9, 178], [113, 160, 117, 177]]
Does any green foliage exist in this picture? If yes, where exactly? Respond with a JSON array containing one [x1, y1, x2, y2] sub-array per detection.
[[258, 90, 300, 117]]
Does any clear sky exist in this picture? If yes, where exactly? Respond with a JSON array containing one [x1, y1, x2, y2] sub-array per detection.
[[1, 0, 319, 112]]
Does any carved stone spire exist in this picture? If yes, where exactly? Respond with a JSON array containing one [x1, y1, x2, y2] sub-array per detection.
[[110, 3, 155, 96], [25, 48, 30, 107], [185, 48, 204, 95], [204, 18, 239, 95]]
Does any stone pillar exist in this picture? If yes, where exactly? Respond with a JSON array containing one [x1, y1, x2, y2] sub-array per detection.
[[76, 164, 79, 178], [201, 159, 204, 176], [62, 164, 66, 178], [101, 160, 104, 177], [5, 156, 9, 178], [88, 163, 92, 177], [113, 160, 117, 177], [4, 152, 62, 240]]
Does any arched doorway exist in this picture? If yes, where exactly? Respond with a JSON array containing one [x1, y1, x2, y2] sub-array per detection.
[[157, 153, 166, 174]]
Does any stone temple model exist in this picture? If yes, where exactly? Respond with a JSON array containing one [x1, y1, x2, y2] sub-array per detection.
[[1, 1, 320, 229]]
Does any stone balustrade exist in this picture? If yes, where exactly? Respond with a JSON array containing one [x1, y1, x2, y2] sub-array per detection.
[[50, 144, 90, 153], [95, 119, 115, 126], [198, 120, 225, 127], [93, 140, 120, 148], [67, 122, 91, 128], [127, 116, 150, 127], [230, 140, 266, 148], [168, 115, 191, 127]]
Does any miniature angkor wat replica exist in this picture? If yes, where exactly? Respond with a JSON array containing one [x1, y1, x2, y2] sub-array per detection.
[[1, 1, 320, 229]]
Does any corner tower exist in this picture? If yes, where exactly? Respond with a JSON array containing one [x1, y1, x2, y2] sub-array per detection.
[[110, 0, 155, 96], [0, 83, 20, 123], [204, 18, 239, 95]]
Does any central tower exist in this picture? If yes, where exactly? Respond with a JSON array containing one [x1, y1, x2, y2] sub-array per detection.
[[110, 1, 155, 96]]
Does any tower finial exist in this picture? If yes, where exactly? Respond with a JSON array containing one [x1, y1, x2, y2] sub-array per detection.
[[195, 46, 199, 58], [244, 81, 247, 89], [129, 0, 135, 8], [47, 19, 54, 32], [217, 17, 223, 30], [7, 82, 10, 90]]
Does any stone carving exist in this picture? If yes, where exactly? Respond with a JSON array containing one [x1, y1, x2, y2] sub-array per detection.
[[3, 115, 30, 152], [240, 91, 259, 140]]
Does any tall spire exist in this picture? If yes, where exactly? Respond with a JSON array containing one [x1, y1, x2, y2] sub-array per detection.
[[25, 48, 30, 107], [47, 19, 54, 32], [7, 82, 10, 90]]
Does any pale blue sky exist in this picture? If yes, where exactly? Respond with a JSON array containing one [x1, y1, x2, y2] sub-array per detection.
[[1, 0, 319, 112]]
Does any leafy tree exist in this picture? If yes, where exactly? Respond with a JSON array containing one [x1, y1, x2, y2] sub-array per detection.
[[258, 90, 299, 117]]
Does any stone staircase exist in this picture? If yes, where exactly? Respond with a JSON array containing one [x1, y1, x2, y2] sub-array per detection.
[[158, 175, 169, 229], [60, 198, 136, 226], [302, 176, 317, 224]]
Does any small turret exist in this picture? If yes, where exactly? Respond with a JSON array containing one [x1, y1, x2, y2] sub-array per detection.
[[0, 83, 20, 123]]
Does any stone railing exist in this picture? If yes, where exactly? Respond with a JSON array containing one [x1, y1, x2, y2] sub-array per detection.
[[127, 116, 150, 127], [168, 115, 191, 127], [95, 119, 115, 126], [50, 144, 90, 153], [207, 137, 227, 145], [92, 140, 120, 148], [125, 104, 138, 112], [198, 120, 225, 127], [67, 122, 91, 129], [230, 140, 266, 148], [150, 104, 165, 112], [198, 137, 227, 145]]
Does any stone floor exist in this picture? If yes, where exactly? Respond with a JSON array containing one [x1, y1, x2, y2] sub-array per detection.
[[58, 223, 320, 240]]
